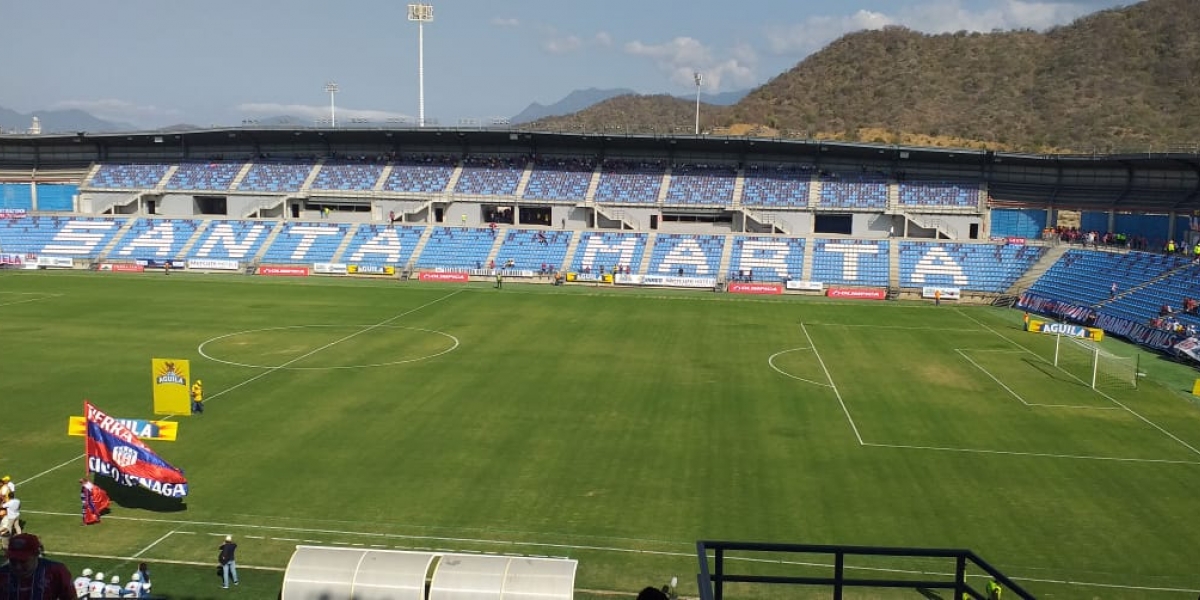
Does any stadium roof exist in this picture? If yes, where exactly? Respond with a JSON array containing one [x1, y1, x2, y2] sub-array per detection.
[[3, 128, 1200, 212]]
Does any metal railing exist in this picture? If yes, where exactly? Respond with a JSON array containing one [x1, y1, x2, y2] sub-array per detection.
[[696, 540, 1035, 600]]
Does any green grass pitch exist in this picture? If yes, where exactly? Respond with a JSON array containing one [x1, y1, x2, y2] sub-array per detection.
[[3, 271, 1199, 599]]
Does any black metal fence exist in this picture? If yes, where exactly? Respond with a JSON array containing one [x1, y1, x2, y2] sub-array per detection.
[[696, 540, 1035, 600]]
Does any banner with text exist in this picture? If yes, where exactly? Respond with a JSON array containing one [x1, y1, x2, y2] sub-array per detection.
[[729, 282, 783, 295], [151, 358, 191, 415], [827, 287, 887, 300], [85, 400, 188, 498], [70, 416, 177, 441]]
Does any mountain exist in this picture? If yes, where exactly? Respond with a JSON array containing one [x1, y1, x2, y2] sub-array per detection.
[[533, 0, 1200, 152], [511, 88, 637, 124], [0, 106, 136, 134]]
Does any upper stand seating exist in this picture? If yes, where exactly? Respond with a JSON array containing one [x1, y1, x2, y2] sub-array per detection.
[[187, 220, 278, 262], [1027, 250, 1189, 308], [811, 239, 890, 287], [453, 156, 526, 196], [111, 218, 203, 260], [741, 165, 813, 209], [593, 159, 665, 205], [990, 208, 1047, 239], [259, 222, 352, 264], [0, 215, 122, 258], [342, 224, 426, 267], [522, 157, 594, 202], [818, 170, 888, 210], [87, 163, 172, 189], [382, 155, 456, 194], [897, 180, 978, 209], [570, 231, 649, 273], [646, 233, 725, 276], [415, 227, 496, 270], [165, 161, 244, 191], [899, 241, 1046, 293], [239, 160, 314, 193], [664, 163, 736, 207], [493, 229, 573, 272], [728, 236, 806, 281], [310, 160, 386, 191]]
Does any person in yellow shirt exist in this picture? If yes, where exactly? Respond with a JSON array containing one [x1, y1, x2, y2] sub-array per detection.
[[986, 578, 1003, 599], [191, 380, 204, 415]]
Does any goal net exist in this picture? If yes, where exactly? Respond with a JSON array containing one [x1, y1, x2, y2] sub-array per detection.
[[1053, 334, 1139, 390]]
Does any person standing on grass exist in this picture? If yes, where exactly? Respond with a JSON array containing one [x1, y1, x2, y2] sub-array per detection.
[[191, 379, 204, 415], [0, 534, 78, 600], [495, 272, 503, 290], [218, 536, 239, 589], [934, 289, 941, 306]]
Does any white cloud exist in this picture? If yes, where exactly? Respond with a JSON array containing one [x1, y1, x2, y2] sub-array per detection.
[[543, 34, 583, 54], [49, 99, 183, 125], [594, 31, 613, 47], [490, 17, 519, 27], [624, 36, 758, 91], [237, 103, 412, 122], [765, 1, 1103, 56]]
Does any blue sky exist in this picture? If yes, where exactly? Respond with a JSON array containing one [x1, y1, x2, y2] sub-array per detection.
[[0, 0, 1132, 128]]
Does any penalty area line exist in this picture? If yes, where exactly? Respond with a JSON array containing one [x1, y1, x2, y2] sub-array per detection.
[[864, 441, 1200, 465]]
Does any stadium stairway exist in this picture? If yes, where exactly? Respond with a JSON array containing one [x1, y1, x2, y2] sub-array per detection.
[[251, 222, 286, 263], [513, 161, 533, 197], [656, 168, 672, 204], [730, 167, 746, 209], [299, 160, 324, 194], [717, 235, 735, 280], [443, 161, 465, 196], [559, 232, 583, 272], [330, 227, 358, 263], [228, 163, 254, 191], [1005, 243, 1070, 295], [154, 165, 178, 192], [484, 227, 506, 267], [888, 240, 900, 289], [583, 164, 602, 206], [96, 217, 137, 262], [405, 226, 436, 272], [807, 176, 822, 207], [373, 164, 394, 193], [801, 238, 815, 281], [638, 232, 659, 275], [176, 220, 212, 259]]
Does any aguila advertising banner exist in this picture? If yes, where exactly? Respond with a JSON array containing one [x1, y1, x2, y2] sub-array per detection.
[[85, 400, 188, 498]]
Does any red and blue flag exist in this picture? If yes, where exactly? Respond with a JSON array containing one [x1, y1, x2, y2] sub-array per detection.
[[85, 400, 188, 498]]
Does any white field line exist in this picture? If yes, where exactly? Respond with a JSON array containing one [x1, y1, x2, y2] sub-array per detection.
[[16, 287, 468, 487], [862, 441, 1200, 465], [27, 509, 1198, 596], [955, 308, 1200, 458], [954, 348, 1119, 410], [131, 529, 177, 558], [766, 347, 834, 389], [800, 322, 863, 445], [0, 292, 61, 307]]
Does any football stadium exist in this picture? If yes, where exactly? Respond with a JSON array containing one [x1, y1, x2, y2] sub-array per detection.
[[2, 127, 1200, 600]]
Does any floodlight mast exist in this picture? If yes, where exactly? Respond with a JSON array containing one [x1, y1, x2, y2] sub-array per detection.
[[408, 3, 434, 127], [693, 72, 703, 135], [325, 82, 339, 127]]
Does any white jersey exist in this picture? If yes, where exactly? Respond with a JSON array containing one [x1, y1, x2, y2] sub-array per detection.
[[124, 581, 144, 597], [73, 576, 92, 598], [88, 580, 106, 597], [103, 582, 123, 597]]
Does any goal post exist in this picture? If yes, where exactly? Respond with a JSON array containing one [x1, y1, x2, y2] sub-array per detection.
[[1053, 334, 1139, 390]]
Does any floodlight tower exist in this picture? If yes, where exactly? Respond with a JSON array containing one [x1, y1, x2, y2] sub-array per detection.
[[325, 81, 339, 127], [693, 72, 703, 135], [408, 3, 434, 127]]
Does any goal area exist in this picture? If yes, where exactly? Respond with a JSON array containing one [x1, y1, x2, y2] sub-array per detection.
[[1053, 334, 1139, 390]]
